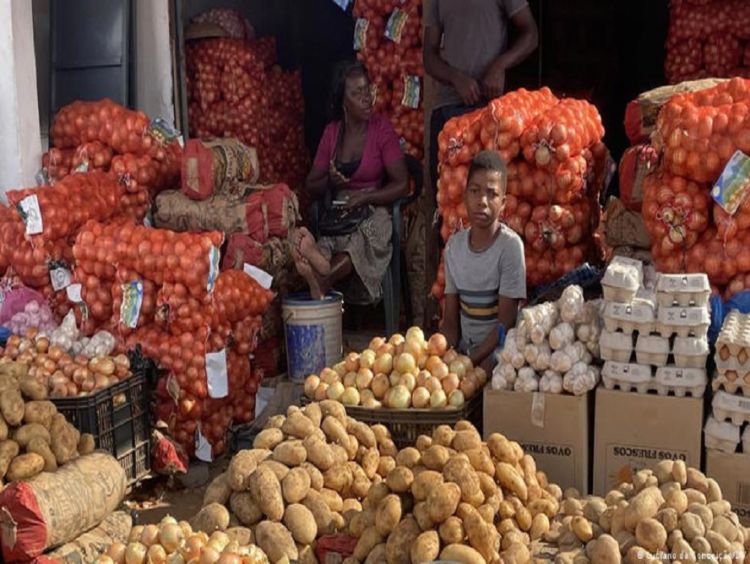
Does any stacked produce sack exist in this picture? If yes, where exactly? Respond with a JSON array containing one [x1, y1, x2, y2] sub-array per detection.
[[186, 36, 308, 191], [44, 98, 182, 221], [491, 284, 602, 396], [599, 258, 711, 397], [431, 88, 609, 303], [646, 77, 750, 298], [71, 219, 273, 458], [705, 310, 750, 454], [353, 0, 424, 160], [665, 0, 750, 84]]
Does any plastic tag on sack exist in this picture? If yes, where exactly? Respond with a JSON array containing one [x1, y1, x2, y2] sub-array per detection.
[[384, 9, 408, 42], [243, 263, 273, 289], [401, 76, 421, 109], [207, 246, 220, 293], [120, 281, 144, 329], [49, 263, 73, 291], [35, 168, 49, 187], [147, 117, 181, 146], [17, 195, 43, 235], [712, 150, 750, 215], [353, 18, 368, 50], [206, 349, 228, 399], [195, 426, 213, 462], [332, 0, 352, 10], [66, 284, 83, 303], [74, 160, 89, 174]]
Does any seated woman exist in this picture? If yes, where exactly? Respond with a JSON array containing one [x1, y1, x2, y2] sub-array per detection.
[[293, 61, 409, 302]]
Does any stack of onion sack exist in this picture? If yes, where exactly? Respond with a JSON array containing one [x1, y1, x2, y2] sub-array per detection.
[[0, 172, 127, 321], [665, 0, 750, 84], [431, 88, 608, 303], [646, 77, 750, 298], [186, 37, 308, 192], [353, 0, 424, 160], [45, 98, 182, 221], [71, 220, 271, 457]]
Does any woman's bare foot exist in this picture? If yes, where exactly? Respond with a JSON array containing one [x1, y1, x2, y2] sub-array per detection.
[[297, 227, 331, 276], [296, 257, 325, 300]]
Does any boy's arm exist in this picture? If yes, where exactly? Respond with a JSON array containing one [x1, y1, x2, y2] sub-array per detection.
[[440, 294, 460, 350], [469, 296, 520, 371]]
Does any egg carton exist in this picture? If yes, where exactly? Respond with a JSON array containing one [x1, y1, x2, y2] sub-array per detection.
[[712, 390, 750, 426], [635, 334, 670, 367], [655, 273, 711, 308], [672, 336, 709, 369], [712, 370, 750, 396], [715, 310, 750, 359], [599, 329, 634, 363], [703, 415, 741, 454], [655, 306, 710, 338], [601, 361, 654, 393], [653, 365, 707, 398], [715, 355, 750, 379], [602, 257, 643, 303], [603, 302, 656, 335]]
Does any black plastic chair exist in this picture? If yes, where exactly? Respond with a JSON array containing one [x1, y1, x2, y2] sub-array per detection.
[[310, 154, 423, 335]]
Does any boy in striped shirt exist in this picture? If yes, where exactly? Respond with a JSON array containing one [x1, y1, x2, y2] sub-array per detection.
[[441, 150, 526, 371]]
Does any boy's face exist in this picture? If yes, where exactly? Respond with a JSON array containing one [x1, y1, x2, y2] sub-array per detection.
[[465, 169, 505, 229]]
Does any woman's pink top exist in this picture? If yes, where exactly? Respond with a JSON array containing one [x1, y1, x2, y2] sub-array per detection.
[[313, 113, 404, 190]]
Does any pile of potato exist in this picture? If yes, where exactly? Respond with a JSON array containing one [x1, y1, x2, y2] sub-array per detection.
[[95, 515, 269, 564], [348, 421, 562, 564], [0, 361, 94, 486], [192, 400, 402, 563], [546, 461, 750, 564], [303, 327, 487, 410]]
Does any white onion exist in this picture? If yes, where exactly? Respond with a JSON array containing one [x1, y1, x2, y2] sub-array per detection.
[[386, 384, 411, 409]]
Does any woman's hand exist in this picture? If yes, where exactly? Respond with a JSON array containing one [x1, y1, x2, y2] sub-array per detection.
[[344, 190, 372, 209], [329, 161, 350, 189]]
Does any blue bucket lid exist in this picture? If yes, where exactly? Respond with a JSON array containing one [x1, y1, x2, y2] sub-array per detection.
[[282, 291, 343, 307]]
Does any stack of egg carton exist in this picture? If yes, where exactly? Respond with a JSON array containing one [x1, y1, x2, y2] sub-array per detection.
[[704, 311, 750, 454], [599, 256, 710, 398]]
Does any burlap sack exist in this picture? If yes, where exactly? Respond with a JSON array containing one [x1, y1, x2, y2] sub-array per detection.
[[604, 197, 651, 250], [182, 138, 259, 201], [154, 190, 247, 234], [45, 511, 132, 563], [0, 453, 127, 562]]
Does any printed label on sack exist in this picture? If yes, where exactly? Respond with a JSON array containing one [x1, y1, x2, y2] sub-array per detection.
[[384, 9, 408, 43], [353, 18, 369, 50], [195, 426, 213, 462], [206, 349, 229, 399], [35, 168, 49, 187], [243, 263, 273, 289], [147, 117, 181, 146], [530, 392, 545, 428], [17, 195, 43, 235], [207, 245, 220, 293], [401, 76, 421, 109], [48, 261, 73, 291], [120, 281, 144, 329], [333, 0, 352, 10], [712, 150, 750, 215]]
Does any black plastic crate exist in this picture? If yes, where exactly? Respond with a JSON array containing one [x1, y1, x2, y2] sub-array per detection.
[[51, 371, 150, 485]]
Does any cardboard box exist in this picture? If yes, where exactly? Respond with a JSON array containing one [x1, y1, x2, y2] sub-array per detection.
[[593, 388, 704, 495], [483, 389, 592, 494], [705, 450, 750, 526]]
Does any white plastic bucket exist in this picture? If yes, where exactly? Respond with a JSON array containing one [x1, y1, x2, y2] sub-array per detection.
[[282, 291, 343, 382]]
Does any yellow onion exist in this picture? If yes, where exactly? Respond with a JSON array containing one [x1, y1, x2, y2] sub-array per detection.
[[359, 349, 376, 370], [343, 371, 357, 388], [430, 389, 447, 408], [341, 387, 360, 406], [159, 522, 184, 553], [344, 352, 360, 373], [371, 374, 389, 399], [129, 526, 145, 543], [326, 381, 345, 401], [107, 541, 127, 563], [140, 524, 160, 548], [313, 382, 329, 401], [386, 385, 410, 409], [304, 375, 320, 398], [124, 542, 147, 564], [449, 389, 466, 408], [369, 336, 386, 351], [355, 368, 373, 390], [412, 387, 430, 408], [428, 333, 448, 356], [147, 544, 167, 564], [395, 353, 417, 375]]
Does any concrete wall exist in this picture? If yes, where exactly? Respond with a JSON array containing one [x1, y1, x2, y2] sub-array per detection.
[[0, 0, 42, 197]]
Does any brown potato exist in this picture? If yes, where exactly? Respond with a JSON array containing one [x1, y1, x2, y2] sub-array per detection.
[[303, 436, 335, 471], [452, 429, 482, 452], [13, 423, 50, 448], [7, 452, 44, 481], [411, 531, 440, 563], [395, 447, 421, 468], [227, 449, 271, 491], [376, 494, 403, 536], [226, 526, 254, 546], [23, 401, 57, 429], [432, 425, 455, 447], [324, 463, 354, 494], [413, 502, 434, 531], [0, 440, 20, 479], [301, 462, 324, 491], [27, 437, 57, 472], [273, 440, 307, 467], [77, 433, 95, 455], [347, 420, 377, 449], [386, 466, 414, 493], [412, 469, 444, 502], [282, 411, 316, 439], [322, 416, 350, 447], [283, 467, 312, 504], [444, 457, 484, 506], [378, 455, 396, 477], [0, 389, 24, 426], [440, 544, 487, 564], [191, 503, 230, 533], [254, 428, 284, 450], [319, 399, 347, 423], [284, 503, 318, 545], [354, 527, 384, 562], [248, 464, 284, 521], [439, 516, 466, 545], [466, 448, 496, 475], [385, 517, 421, 564], [427, 482, 462, 523], [230, 492, 263, 527], [19, 377, 47, 401], [255, 521, 299, 562], [204, 473, 232, 507], [361, 447, 380, 479], [303, 490, 336, 534]]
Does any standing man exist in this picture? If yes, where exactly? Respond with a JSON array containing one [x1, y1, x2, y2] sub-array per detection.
[[424, 0, 539, 195]]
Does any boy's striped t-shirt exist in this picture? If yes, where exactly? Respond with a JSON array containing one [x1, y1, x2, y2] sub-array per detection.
[[444, 225, 526, 354]]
